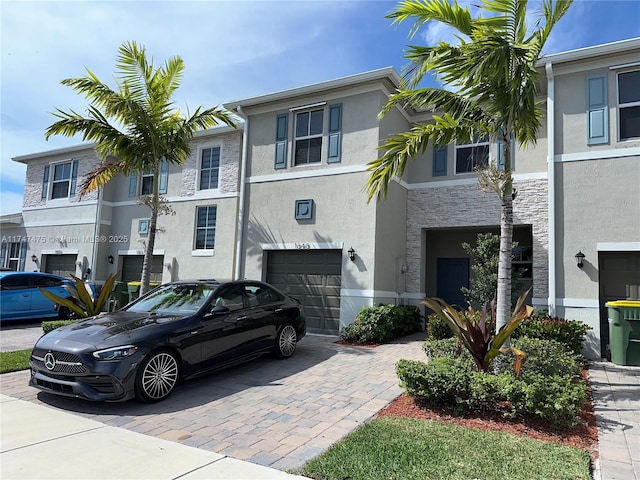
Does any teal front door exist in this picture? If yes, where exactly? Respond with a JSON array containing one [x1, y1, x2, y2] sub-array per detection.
[[436, 258, 470, 308]]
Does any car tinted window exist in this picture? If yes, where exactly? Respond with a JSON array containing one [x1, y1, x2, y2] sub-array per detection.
[[126, 284, 216, 314], [0, 275, 31, 290], [241, 284, 283, 306], [213, 285, 245, 311], [33, 276, 64, 287]]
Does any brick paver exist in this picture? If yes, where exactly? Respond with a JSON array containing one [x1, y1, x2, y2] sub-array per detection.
[[0, 333, 426, 470], [590, 361, 640, 480]]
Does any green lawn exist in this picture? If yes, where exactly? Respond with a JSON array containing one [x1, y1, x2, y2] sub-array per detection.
[[299, 416, 590, 480], [0, 349, 31, 374]]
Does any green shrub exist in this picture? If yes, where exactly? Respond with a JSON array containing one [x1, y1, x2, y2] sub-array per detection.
[[392, 305, 424, 337], [42, 320, 77, 334], [494, 336, 582, 378], [397, 345, 587, 428], [512, 314, 591, 356], [426, 313, 454, 340], [507, 373, 587, 428], [340, 304, 422, 344], [396, 357, 510, 414], [396, 358, 474, 413], [423, 337, 460, 359]]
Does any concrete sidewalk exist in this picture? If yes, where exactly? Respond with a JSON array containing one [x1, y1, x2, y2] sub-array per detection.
[[590, 361, 640, 480], [1, 393, 308, 480]]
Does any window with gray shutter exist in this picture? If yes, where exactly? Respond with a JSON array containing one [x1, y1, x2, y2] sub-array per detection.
[[586, 73, 608, 145], [275, 114, 288, 169], [327, 104, 342, 163], [432, 145, 448, 176]]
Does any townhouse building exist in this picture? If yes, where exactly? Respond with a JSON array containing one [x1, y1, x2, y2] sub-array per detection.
[[2, 38, 639, 358]]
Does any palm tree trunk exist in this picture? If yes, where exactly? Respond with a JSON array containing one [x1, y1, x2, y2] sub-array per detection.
[[497, 191, 513, 333], [140, 168, 159, 296]]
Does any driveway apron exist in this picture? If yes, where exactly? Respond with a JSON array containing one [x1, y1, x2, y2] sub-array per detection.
[[0, 333, 426, 471]]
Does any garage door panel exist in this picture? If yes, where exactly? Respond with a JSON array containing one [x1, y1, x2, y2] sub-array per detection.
[[267, 250, 342, 335], [44, 255, 77, 278]]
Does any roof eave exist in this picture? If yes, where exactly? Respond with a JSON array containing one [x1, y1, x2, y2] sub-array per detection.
[[224, 66, 401, 111]]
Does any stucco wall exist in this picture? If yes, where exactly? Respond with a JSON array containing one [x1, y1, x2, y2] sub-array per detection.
[[555, 156, 640, 300]]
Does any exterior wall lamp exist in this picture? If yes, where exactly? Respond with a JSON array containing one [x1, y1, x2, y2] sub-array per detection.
[[107, 255, 114, 264], [31, 254, 37, 263], [348, 247, 356, 262], [575, 251, 585, 269]]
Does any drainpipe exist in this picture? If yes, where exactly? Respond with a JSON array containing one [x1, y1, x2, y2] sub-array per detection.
[[234, 106, 249, 280], [545, 62, 556, 316], [90, 187, 103, 283]]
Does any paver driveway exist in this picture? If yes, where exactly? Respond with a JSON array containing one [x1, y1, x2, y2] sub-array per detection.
[[0, 333, 426, 471]]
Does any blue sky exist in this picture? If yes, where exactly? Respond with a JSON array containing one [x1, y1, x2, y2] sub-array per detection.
[[1, 0, 639, 216]]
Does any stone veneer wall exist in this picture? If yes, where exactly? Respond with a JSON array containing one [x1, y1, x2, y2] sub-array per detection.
[[180, 132, 241, 196], [23, 152, 101, 207], [405, 178, 549, 302]]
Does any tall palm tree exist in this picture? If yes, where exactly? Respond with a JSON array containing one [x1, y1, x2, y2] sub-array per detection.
[[46, 41, 236, 295], [366, 0, 572, 332]]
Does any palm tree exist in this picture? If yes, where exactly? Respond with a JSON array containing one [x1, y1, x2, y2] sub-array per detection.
[[366, 0, 572, 332], [46, 41, 236, 295]]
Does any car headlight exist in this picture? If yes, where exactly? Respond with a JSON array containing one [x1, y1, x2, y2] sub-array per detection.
[[92, 345, 138, 360]]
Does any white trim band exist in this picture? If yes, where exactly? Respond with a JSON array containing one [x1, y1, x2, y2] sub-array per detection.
[[555, 147, 640, 163], [597, 242, 640, 251], [261, 242, 343, 250]]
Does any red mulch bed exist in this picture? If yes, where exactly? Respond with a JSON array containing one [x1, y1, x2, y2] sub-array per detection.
[[337, 339, 598, 458], [376, 369, 598, 458]]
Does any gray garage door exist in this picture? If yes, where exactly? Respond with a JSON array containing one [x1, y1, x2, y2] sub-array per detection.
[[599, 252, 640, 358], [121, 255, 164, 283], [44, 254, 76, 278], [267, 250, 341, 335]]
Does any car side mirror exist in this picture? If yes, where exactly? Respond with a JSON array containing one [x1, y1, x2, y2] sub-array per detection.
[[210, 305, 230, 316]]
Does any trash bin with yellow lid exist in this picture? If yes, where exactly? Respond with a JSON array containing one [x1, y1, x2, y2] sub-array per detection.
[[127, 281, 159, 302], [606, 300, 640, 366]]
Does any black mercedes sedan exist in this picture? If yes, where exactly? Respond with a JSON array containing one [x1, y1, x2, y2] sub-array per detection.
[[29, 279, 305, 402]]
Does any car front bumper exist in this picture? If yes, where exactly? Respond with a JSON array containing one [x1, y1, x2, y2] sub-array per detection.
[[29, 348, 142, 402]]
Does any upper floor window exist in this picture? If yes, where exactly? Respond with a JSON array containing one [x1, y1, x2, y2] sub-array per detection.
[[128, 161, 168, 197], [275, 103, 342, 169], [199, 146, 220, 190], [41, 160, 78, 200], [455, 136, 489, 174], [195, 205, 217, 250], [618, 70, 640, 141], [141, 171, 154, 195], [294, 109, 324, 165]]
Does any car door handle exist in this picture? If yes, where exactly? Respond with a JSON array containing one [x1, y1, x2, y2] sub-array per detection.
[[237, 315, 248, 321], [275, 308, 283, 313], [190, 330, 199, 335]]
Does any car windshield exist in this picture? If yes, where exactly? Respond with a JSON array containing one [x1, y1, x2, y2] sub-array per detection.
[[125, 284, 216, 315]]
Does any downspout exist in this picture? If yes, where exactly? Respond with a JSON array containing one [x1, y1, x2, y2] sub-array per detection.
[[234, 106, 249, 280], [545, 62, 556, 316], [90, 187, 103, 283]]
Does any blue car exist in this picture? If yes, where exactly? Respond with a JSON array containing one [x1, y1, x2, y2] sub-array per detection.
[[0, 272, 76, 321]]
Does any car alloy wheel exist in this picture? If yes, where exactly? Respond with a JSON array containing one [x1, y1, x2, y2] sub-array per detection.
[[275, 324, 297, 358], [136, 350, 179, 402]]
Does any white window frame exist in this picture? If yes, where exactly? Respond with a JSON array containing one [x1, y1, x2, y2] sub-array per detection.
[[7, 242, 20, 271], [293, 108, 324, 166], [50, 161, 73, 199], [197, 144, 222, 191], [194, 205, 217, 251], [454, 136, 490, 175], [140, 171, 154, 196], [617, 69, 640, 142]]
